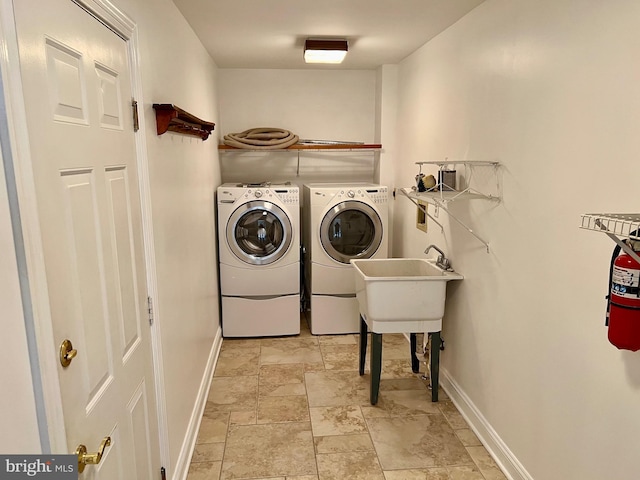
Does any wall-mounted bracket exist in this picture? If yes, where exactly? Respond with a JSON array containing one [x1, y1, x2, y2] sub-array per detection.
[[153, 104, 215, 140], [401, 188, 491, 252], [580, 213, 640, 264], [398, 188, 443, 232], [401, 160, 501, 252]]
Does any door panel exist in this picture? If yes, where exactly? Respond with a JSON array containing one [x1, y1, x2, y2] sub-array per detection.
[[129, 382, 155, 479], [105, 167, 142, 359], [14, 0, 160, 477], [93, 427, 124, 480], [45, 37, 89, 125], [95, 63, 123, 130], [60, 170, 114, 405]]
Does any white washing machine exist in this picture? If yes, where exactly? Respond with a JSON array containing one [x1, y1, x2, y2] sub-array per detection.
[[217, 183, 300, 337], [303, 183, 389, 334]]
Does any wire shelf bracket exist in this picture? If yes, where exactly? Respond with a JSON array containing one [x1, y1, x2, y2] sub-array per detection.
[[400, 160, 501, 253], [580, 213, 640, 264], [400, 188, 491, 252]]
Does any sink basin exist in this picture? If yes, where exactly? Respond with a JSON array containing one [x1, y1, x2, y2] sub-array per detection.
[[351, 258, 463, 333]]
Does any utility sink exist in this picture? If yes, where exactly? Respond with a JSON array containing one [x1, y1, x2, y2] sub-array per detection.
[[352, 257, 463, 405], [351, 258, 463, 333]]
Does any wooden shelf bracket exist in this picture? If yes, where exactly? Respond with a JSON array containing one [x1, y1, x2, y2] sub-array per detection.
[[152, 104, 215, 141]]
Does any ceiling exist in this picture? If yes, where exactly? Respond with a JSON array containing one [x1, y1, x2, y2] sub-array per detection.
[[172, 0, 485, 70]]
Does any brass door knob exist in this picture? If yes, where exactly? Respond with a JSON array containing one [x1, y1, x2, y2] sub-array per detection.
[[76, 436, 111, 473], [59, 339, 78, 367]]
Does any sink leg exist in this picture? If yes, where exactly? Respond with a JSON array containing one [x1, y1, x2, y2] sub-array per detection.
[[370, 332, 382, 405], [430, 331, 441, 402], [359, 315, 367, 376], [410, 333, 419, 373]]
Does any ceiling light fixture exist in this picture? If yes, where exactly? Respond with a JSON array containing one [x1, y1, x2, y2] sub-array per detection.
[[304, 39, 348, 64]]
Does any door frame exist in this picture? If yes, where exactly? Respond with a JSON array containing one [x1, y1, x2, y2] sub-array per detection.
[[0, 0, 169, 466]]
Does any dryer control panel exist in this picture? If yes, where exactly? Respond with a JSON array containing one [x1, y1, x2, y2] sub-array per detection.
[[365, 187, 389, 205]]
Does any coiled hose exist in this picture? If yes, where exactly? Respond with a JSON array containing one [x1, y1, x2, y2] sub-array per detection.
[[223, 127, 299, 149]]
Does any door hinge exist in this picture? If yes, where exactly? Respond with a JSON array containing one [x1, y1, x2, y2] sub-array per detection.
[[160, 466, 166, 480], [147, 296, 154, 326], [132, 99, 139, 132]]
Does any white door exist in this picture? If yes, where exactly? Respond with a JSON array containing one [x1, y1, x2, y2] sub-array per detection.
[[14, 1, 160, 478]]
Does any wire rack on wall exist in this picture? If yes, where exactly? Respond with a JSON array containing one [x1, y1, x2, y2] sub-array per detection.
[[400, 160, 501, 252], [414, 160, 501, 203], [580, 214, 640, 240], [580, 213, 640, 263]]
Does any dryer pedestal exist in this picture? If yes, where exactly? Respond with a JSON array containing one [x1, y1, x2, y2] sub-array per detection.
[[222, 294, 300, 337], [303, 183, 389, 336], [309, 294, 360, 335]]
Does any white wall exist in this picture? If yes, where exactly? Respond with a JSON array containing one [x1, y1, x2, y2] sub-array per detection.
[[104, 0, 222, 476], [218, 69, 377, 187], [375, 65, 398, 253], [392, 1, 640, 479], [0, 146, 41, 453]]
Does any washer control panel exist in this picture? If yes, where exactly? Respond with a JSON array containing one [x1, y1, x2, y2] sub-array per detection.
[[219, 185, 299, 206], [274, 188, 299, 205], [335, 186, 388, 204], [241, 188, 299, 205]]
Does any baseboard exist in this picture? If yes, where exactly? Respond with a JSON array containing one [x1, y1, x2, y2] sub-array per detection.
[[440, 368, 533, 480], [172, 327, 222, 480]]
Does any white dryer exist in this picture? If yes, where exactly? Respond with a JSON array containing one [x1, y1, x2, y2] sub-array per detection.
[[217, 183, 300, 337], [303, 183, 389, 334]]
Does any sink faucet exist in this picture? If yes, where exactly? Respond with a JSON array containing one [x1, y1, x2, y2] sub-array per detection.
[[424, 244, 451, 271]]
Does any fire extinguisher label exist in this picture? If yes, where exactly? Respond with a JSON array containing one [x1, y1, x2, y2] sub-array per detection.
[[612, 265, 640, 298]]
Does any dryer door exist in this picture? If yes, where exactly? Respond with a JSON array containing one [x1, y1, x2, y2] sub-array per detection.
[[320, 200, 382, 264], [227, 201, 293, 265]]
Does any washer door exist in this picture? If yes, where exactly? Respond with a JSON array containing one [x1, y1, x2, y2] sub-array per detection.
[[227, 201, 293, 265], [320, 200, 382, 264]]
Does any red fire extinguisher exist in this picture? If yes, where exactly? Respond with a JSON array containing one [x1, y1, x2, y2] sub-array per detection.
[[607, 240, 640, 351]]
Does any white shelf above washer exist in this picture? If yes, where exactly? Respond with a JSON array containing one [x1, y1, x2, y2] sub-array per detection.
[[218, 144, 382, 152]]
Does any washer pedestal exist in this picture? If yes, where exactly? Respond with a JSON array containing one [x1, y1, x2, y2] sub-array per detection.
[[222, 295, 300, 338]]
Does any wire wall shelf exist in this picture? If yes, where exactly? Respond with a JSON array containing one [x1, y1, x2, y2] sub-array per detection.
[[416, 160, 499, 167], [414, 160, 501, 204], [399, 160, 501, 252], [580, 213, 640, 264], [404, 189, 497, 204], [580, 214, 640, 241]]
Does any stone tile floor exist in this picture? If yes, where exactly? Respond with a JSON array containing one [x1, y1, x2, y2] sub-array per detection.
[[187, 314, 508, 480]]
